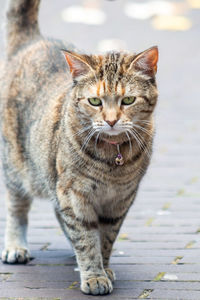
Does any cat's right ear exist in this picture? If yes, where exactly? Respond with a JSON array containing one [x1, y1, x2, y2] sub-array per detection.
[[62, 50, 93, 80], [128, 46, 159, 77]]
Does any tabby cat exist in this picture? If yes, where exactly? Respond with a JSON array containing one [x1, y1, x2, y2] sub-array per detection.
[[0, 0, 158, 295]]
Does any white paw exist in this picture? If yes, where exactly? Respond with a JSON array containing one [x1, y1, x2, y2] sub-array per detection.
[[81, 276, 113, 295], [1, 247, 30, 264]]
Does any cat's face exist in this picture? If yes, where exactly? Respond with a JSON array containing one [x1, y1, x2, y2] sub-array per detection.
[[63, 47, 158, 142]]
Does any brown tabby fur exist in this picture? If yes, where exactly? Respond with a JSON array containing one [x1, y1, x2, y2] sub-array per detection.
[[0, 0, 158, 295]]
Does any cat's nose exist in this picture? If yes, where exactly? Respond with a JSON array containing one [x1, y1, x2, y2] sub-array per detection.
[[106, 119, 117, 127]]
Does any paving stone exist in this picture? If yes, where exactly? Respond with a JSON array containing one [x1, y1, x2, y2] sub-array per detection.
[[149, 289, 200, 300], [112, 264, 200, 276], [114, 241, 188, 249], [0, 282, 143, 299], [181, 256, 200, 264], [119, 226, 200, 234], [110, 256, 174, 264], [114, 281, 200, 290], [118, 234, 200, 242]]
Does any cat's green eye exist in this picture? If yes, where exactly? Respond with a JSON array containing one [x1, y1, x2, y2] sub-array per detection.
[[88, 97, 102, 106], [121, 97, 136, 105]]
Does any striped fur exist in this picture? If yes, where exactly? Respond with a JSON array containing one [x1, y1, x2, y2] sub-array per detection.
[[0, 0, 158, 296]]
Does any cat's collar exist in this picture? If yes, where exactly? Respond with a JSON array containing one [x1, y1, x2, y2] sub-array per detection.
[[101, 138, 124, 166]]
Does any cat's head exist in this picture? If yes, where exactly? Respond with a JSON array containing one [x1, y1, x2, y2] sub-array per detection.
[[63, 47, 158, 143]]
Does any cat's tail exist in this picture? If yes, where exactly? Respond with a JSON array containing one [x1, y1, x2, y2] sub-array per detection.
[[6, 0, 41, 57]]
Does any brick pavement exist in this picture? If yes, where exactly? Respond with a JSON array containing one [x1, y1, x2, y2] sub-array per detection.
[[0, 0, 200, 299]]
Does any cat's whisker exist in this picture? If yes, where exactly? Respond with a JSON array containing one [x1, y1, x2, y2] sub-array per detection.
[[138, 120, 152, 125], [94, 129, 103, 153], [132, 124, 153, 138], [80, 128, 94, 151], [81, 128, 98, 152], [72, 125, 92, 137], [125, 131, 132, 158], [127, 129, 143, 154], [134, 131, 151, 159], [128, 128, 151, 159], [132, 130, 151, 159], [123, 123, 153, 140]]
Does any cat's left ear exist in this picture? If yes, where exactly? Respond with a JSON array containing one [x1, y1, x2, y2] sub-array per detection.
[[129, 46, 158, 76], [62, 50, 94, 80]]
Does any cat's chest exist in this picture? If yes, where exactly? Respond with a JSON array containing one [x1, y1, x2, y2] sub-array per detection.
[[95, 184, 118, 203], [91, 184, 117, 214], [88, 166, 136, 206], [91, 181, 128, 215]]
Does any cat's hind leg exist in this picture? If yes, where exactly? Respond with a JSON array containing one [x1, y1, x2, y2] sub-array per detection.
[[2, 190, 32, 264]]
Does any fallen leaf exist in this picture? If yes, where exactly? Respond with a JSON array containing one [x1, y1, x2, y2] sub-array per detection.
[[154, 272, 165, 281], [118, 233, 129, 240]]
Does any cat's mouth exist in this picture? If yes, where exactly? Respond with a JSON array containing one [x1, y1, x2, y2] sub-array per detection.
[[103, 128, 123, 136], [98, 131, 129, 146], [101, 138, 119, 145]]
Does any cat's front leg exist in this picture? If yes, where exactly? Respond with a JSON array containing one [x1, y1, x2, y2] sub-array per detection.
[[55, 195, 113, 295], [56, 209, 113, 295], [99, 214, 126, 283]]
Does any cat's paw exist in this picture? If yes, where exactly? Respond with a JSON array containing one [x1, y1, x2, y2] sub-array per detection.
[[105, 268, 116, 283], [81, 276, 113, 295], [1, 247, 30, 264]]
